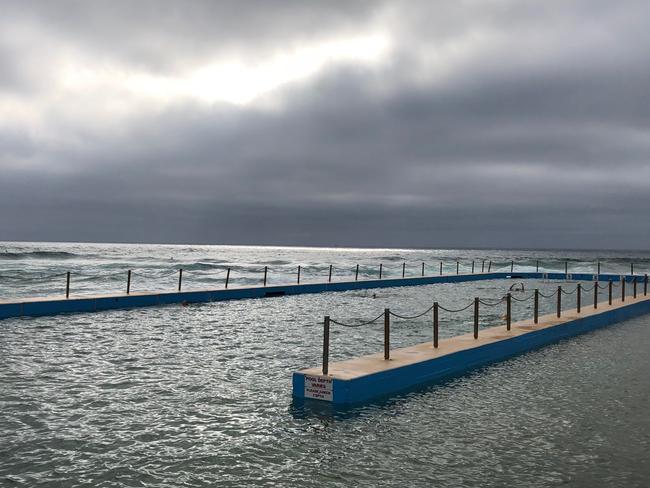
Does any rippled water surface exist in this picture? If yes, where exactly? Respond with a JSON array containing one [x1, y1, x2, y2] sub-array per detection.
[[1, 243, 650, 486]]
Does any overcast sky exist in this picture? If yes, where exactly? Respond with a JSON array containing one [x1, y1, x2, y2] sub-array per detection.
[[1, 1, 649, 249]]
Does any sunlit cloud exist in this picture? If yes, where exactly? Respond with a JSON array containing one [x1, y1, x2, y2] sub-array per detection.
[[59, 33, 391, 106]]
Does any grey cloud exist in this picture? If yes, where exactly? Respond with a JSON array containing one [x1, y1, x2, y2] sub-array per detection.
[[1, 1, 650, 249], [1, 0, 383, 74]]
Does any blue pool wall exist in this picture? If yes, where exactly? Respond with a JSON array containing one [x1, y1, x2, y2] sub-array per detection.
[[0, 271, 643, 320], [292, 294, 650, 405]]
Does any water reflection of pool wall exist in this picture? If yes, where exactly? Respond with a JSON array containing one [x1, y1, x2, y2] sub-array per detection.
[[293, 288, 650, 406], [0, 271, 644, 320]]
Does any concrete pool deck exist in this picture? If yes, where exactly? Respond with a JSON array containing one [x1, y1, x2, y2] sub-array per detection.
[[293, 291, 650, 405]]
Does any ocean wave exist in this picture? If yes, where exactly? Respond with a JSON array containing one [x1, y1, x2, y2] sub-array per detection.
[[182, 262, 229, 271], [0, 251, 79, 260], [378, 255, 406, 262]]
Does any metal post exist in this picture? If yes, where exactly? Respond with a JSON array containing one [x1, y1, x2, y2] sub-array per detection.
[[506, 293, 511, 331], [384, 308, 390, 360], [439, 261, 443, 275], [379, 263, 383, 279], [263, 266, 267, 287], [65, 271, 70, 298], [422, 262, 425, 277], [433, 302, 439, 348], [472, 261, 475, 274], [402, 262, 406, 278], [178, 269, 183, 292], [608, 280, 613, 305], [597, 261, 601, 275], [297, 265, 301, 284], [488, 261, 492, 272], [565, 261, 568, 275], [328, 265, 332, 283], [557, 286, 562, 318], [225, 268, 230, 288], [594, 281, 598, 309], [631, 263, 634, 275], [355, 264, 359, 281], [536, 260, 539, 272], [322, 316, 330, 375], [645, 274, 648, 296], [126, 270, 131, 294], [456, 261, 459, 275], [481, 260, 485, 272], [510, 260, 514, 273], [577, 283, 581, 313], [473, 297, 479, 339], [622, 277, 625, 302], [534, 289, 539, 324], [633, 277, 637, 298]]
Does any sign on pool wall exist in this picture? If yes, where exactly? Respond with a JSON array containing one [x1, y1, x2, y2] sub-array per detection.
[[304, 374, 333, 401]]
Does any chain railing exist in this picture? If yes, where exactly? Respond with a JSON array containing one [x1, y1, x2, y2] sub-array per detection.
[[319, 274, 650, 375], [2, 258, 648, 300]]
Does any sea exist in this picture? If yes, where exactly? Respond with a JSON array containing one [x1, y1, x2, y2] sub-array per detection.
[[1, 242, 649, 487]]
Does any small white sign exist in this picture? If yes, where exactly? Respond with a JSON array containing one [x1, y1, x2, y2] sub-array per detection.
[[304, 374, 333, 401]]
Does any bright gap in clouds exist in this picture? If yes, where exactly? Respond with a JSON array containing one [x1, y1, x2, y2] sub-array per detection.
[[125, 33, 391, 105]]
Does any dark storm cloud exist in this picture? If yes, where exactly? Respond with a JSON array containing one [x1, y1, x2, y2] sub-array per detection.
[[1, 0, 650, 249]]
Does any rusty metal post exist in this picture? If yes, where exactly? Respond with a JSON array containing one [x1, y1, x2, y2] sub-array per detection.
[[557, 286, 562, 317], [510, 260, 514, 273], [297, 265, 301, 284], [402, 262, 406, 278], [322, 316, 330, 375], [65, 271, 70, 298], [506, 293, 511, 331], [645, 274, 648, 296], [422, 262, 425, 277], [472, 261, 475, 274], [355, 264, 359, 281], [608, 280, 613, 305], [594, 281, 598, 309], [597, 261, 601, 275], [536, 260, 539, 272], [126, 270, 131, 294], [631, 263, 634, 275], [456, 261, 459, 275], [439, 261, 443, 275], [225, 268, 230, 288], [577, 283, 581, 313], [433, 302, 439, 348], [488, 261, 492, 272], [473, 297, 479, 339], [384, 308, 390, 360], [178, 269, 183, 292], [481, 260, 485, 272], [379, 263, 383, 279], [263, 266, 267, 287], [622, 277, 625, 302], [534, 289, 539, 324], [328, 265, 332, 283], [633, 277, 637, 298]]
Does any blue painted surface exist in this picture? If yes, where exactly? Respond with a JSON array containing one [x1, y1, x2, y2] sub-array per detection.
[[0, 272, 644, 321], [292, 296, 650, 405]]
